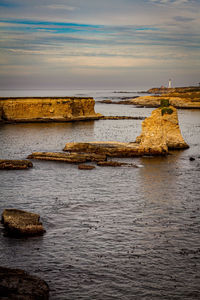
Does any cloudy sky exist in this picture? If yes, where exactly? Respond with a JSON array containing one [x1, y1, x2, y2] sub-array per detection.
[[0, 0, 199, 89]]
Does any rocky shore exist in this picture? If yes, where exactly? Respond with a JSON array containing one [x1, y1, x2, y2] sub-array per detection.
[[130, 86, 200, 108], [0, 97, 102, 123]]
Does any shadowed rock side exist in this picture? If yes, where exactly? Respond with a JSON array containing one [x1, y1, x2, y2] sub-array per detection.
[[28, 152, 106, 163], [0, 159, 33, 170], [0, 97, 102, 123], [130, 86, 200, 108], [0, 266, 49, 299], [1, 209, 45, 237], [64, 106, 189, 157]]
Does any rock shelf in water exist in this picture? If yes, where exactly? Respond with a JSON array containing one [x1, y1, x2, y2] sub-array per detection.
[[28, 152, 106, 163], [64, 106, 189, 157], [1, 209, 45, 237], [0, 159, 33, 170], [0, 266, 49, 299]]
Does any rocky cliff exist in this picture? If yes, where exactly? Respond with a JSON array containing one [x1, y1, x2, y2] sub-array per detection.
[[64, 105, 189, 156], [0, 97, 102, 122]]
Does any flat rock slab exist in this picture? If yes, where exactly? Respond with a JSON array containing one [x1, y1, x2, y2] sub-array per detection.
[[63, 141, 145, 157], [28, 152, 106, 163], [0, 266, 49, 299], [0, 160, 33, 170], [1, 209, 45, 237]]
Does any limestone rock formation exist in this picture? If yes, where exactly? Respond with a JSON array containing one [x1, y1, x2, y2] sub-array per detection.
[[1, 209, 45, 237], [64, 105, 189, 157], [136, 105, 189, 151], [0, 159, 33, 170], [0, 266, 49, 299], [0, 97, 102, 122], [28, 152, 106, 163]]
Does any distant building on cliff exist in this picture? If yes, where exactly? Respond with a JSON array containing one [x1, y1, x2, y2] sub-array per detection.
[[168, 79, 172, 88]]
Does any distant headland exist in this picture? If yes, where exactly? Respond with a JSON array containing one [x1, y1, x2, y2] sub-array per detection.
[[132, 86, 200, 108]]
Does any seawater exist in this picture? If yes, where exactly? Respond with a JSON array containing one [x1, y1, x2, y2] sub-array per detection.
[[0, 89, 200, 299]]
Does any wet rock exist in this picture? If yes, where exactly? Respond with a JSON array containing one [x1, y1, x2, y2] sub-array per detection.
[[78, 164, 95, 170], [1, 209, 45, 237], [97, 161, 138, 167], [0, 159, 33, 170], [28, 152, 106, 163], [0, 266, 49, 299]]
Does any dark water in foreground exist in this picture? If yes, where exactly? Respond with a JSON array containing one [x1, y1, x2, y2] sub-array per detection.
[[0, 92, 200, 299]]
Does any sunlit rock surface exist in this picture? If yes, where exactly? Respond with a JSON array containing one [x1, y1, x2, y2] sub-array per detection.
[[64, 106, 189, 156], [0, 97, 102, 122], [1, 209, 45, 237]]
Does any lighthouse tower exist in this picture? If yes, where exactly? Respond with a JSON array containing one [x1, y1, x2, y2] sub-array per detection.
[[168, 79, 172, 88]]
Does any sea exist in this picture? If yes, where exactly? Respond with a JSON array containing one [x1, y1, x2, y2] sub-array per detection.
[[0, 89, 200, 299]]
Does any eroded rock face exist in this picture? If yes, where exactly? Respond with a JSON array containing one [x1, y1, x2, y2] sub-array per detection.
[[1, 209, 45, 237], [0, 159, 33, 170], [136, 106, 189, 151], [63, 106, 189, 157], [0, 97, 102, 122], [0, 266, 49, 299]]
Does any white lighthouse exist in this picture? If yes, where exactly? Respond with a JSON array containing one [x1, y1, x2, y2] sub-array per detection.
[[168, 79, 172, 88]]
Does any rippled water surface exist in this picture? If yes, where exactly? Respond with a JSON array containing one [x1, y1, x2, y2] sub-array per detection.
[[0, 90, 200, 299]]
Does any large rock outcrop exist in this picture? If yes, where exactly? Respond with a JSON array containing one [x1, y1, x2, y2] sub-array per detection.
[[63, 105, 189, 157], [1, 209, 45, 237], [0, 266, 49, 299], [0, 97, 102, 122]]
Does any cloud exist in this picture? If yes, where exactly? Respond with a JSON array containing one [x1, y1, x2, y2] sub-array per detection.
[[174, 16, 195, 22], [45, 4, 76, 11]]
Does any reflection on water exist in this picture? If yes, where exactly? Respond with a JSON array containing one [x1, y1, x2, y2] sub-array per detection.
[[0, 104, 200, 299]]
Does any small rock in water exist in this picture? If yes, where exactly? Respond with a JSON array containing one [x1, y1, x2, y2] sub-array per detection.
[[189, 157, 195, 161], [78, 164, 95, 170], [1, 209, 45, 237]]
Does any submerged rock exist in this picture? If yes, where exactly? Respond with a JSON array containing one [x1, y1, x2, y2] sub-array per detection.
[[0, 159, 33, 170], [64, 106, 189, 157], [28, 152, 106, 163], [97, 161, 138, 167], [0, 266, 49, 299], [1, 209, 45, 237]]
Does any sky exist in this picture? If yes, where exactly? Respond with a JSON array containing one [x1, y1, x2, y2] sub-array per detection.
[[0, 0, 199, 89]]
